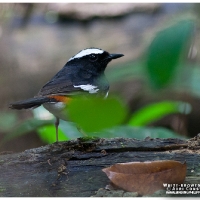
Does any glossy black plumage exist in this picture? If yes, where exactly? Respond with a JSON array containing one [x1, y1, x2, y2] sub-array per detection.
[[37, 49, 116, 97], [10, 48, 124, 109]]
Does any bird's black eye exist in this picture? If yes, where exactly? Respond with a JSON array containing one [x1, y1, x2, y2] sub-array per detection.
[[89, 54, 98, 62]]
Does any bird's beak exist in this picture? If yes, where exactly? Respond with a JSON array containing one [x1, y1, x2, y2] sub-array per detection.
[[108, 53, 124, 60]]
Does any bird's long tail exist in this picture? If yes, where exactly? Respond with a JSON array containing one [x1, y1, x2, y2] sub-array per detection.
[[9, 96, 55, 110]]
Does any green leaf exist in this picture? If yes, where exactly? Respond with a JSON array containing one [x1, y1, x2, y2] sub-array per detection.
[[0, 119, 54, 145], [146, 20, 194, 89], [67, 96, 128, 132], [128, 101, 191, 126], [86, 126, 187, 140], [58, 120, 83, 139], [37, 124, 69, 144]]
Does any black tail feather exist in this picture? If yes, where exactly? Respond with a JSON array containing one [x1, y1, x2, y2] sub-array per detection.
[[9, 97, 54, 110]]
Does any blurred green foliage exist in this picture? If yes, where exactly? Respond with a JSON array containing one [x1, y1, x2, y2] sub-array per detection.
[[87, 126, 186, 139], [0, 118, 54, 145], [37, 124, 69, 144], [67, 96, 128, 133], [2, 19, 195, 146], [146, 20, 194, 89], [0, 111, 17, 132], [128, 101, 191, 126]]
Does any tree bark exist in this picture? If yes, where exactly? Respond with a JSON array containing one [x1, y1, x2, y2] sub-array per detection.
[[0, 135, 200, 197]]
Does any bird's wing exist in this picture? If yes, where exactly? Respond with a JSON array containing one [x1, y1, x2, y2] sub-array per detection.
[[37, 78, 90, 97], [37, 64, 105, 97]]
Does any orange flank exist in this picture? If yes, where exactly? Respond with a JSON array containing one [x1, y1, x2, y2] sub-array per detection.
[[48, 95, 71, 103]]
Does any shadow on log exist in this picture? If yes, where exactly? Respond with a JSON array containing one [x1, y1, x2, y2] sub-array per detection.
[[0, 135, 200, 197]]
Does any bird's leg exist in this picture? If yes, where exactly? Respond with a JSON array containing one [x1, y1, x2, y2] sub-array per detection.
[[55, 117, 60, 142]]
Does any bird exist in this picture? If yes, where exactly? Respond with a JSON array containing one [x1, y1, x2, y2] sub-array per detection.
[[9, 47, 124, 142]]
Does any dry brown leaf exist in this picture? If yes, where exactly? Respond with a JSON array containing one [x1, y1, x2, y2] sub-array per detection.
[[102, 160, 187, 195]]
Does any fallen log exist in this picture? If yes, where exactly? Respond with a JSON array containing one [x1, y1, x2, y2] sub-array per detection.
[[0, 135, 200, 197]]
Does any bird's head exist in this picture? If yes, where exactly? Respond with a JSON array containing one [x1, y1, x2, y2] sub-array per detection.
[[68, 47, 124, 74]]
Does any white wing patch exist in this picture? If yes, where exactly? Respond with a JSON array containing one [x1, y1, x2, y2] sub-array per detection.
[[69, 48, 104, 61], [74, 84, 99, 94]]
